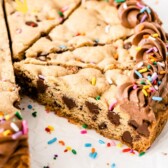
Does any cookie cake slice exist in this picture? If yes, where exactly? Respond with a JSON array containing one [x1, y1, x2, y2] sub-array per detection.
[[0, 0, 29, 167], [14, 0, 168, 152], [4, 0, 81, 60]]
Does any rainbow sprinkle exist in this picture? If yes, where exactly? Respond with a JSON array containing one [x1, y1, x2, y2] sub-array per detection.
[[152, 96, 163, 102], [47, 137, 57, 145], [85, 143, 92, 147]]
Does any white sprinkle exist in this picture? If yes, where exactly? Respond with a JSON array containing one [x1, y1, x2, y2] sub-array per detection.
[[105, 25, 111, 34], [107, 78, 113, 85], [136, 62, 143, 68], [10, 122, 19, 132], [148, 36, 156, 41], [38, 75, 45, 80], [151, 72, 158, 82], [157, 62, 165, 67], [123, 3, 127, 9], [154, 85, 159, 90]]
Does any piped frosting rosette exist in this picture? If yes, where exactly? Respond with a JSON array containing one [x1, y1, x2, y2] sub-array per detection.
[[118, 81, 156, 126], [119, 61, 166, 109], [135, 38, 167, 63], [117, 1, 162, 28], [118, 60, 167, 125], [117, 5, 168, 126], [133, 22, 167, 45], [132, 61, 166, 83]]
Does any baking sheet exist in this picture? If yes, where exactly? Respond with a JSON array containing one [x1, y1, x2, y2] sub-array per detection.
[[20, 1, 168, 168]]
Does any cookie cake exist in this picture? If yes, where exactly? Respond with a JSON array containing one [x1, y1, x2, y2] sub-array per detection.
[[1, 0, 168, 167]]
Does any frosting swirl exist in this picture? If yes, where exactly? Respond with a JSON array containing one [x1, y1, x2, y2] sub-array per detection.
[[131, 61, 166, 82], [136, 38, 167, 63], [118, 82, 155, 124], [133, 22, 167, 45], [0, 119, 29, 167], [109, 0, 168, 135], [118, 1, 162, 28]]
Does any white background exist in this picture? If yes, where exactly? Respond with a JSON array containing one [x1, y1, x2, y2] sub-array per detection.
[[21, 1, 168, 168]]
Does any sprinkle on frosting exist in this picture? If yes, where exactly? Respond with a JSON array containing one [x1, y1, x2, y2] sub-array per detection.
[[10, 122, 19, 132], [152, 96, 163, 102], [118, 1, 162, 28]]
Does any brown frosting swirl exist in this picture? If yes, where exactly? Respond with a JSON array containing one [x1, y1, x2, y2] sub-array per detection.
[[110, 0, 141, 8], [118, 1, 162, 28], [131, 61, 165, 82], [111, 0, 167, 136], [0, 120, 29, 168], [118, 82, 155, 125], [133, 22, 167, 45], [135, 38, 167, 63]]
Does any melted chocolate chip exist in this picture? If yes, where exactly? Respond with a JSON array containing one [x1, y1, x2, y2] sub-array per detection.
[[134, 135, 141, 141], [122, 131, 133, 144], [79, 106, 83, 110], [13, 101, 21, 109], [35, 16, 41, 22], [107, 111, 120, 126], [123, 42, 132, 50], [37, 78, 48, 93], [98, 122, 107, 130], [92, 115, 97, 121], [16, 73, 38, 98], [25, 21, 38, 27], [62, 96, 76, 109], [54, 101, 61, 108], [128, 120, 139, 129], [46, 35, 52, 41], [85, 101, 99, 114], [137, 122, 150, 137]]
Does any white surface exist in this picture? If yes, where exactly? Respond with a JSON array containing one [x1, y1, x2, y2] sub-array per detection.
[[21, 1, 168, 168]]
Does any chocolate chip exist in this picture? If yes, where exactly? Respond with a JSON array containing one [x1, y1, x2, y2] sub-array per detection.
[[37, 78, 48, 93], [134, 135, 141, 141], [13, 101, 21, 109], [46, 35, 52, 41], [25, 21, 38, 27], [62, 96, 76, 109], [79, 106, 83, 110], [92, 115, 97, 121], [123, 42, 132, 50], [107, 111, 120, 126], [122, 131, 133, 144], [54, 101, 61, 108], [85, 101, 99, 114], [98, 122, 107, 130], [128, 120, 139, 129], [137, 122, 150, 137], [35, 16, 41, 22]]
